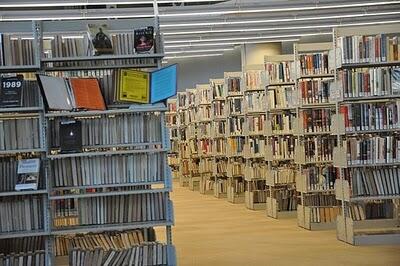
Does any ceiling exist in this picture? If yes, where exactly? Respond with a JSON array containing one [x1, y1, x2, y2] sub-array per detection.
[[1, 0, 400, 60]]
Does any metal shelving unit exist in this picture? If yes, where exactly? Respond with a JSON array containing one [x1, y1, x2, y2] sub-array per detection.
[[294, 42, 341, 230], [332, 23, 400, 245], [0, 13, 176, 266], [264, 54, 298, 219]]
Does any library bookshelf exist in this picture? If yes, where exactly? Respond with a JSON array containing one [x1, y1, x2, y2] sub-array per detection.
[[294, 42, 340, 230], [225, 72, 246, 204], [195, 84, 214, 195], [177, 91, 190, 187], [332, 23, 400, 245], [243, 65, 267, 210], [0, 18, 176, 265], [167, 99, 180, 182], [264, 54, 297, 219], [211, 78, 228, 198]]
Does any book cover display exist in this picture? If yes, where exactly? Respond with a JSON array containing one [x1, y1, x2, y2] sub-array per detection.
[[0, 75, 24, 107], [60, 120, 82, 153], [134, 26, 154, 54], [16, 158, 40, 191], [87, 23, 114, 56]]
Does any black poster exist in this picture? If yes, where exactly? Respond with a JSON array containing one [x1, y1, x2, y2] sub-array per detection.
[[0, 75, 23, 107]]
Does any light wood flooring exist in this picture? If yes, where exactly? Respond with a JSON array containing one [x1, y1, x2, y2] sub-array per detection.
[[160, 182, 400, 266]]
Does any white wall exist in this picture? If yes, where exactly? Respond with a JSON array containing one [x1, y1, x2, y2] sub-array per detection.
[[167, 47, 241, 92]]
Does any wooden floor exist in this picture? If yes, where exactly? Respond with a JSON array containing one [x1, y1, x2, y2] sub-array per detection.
[[160, 182, 400, 266]]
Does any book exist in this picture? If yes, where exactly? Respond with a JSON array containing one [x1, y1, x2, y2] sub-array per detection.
[[338, 34, 400, 64], [87, 23, 114, 56], [59, 120, 82, 153], [15, 159, 40, 191], [0, 75, 24, 107], [37, 75, 106, 111], [134, 26, 154, 54], [117, 69, 150, 104]]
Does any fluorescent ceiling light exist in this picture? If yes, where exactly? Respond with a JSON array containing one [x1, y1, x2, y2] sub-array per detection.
[[165, 48, 235, 54], [164, 32, 331, 44], [0, 0, 222, 8], [159, 1, 400, 17], [165, 53, 224, 59], [161, 11, 400, 27], [163, 19, 400, 36], [165, 38, 300, 49]]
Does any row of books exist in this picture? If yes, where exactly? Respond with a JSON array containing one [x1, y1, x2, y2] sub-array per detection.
[[267, 86, 297, 110], [211, 81, 224, 99], [213, 121, 226, 138], [309, 207, 340, 223], [166, 114, 177, 128], [247, 114, 265, 134], [227, 97, 243, 115], [249, 190, 267, 204], [196, 105, 211, 121], [196, 87, 212, 105], [349, 201, 394, 221], [228, 117, 244, 135], [214, 159, 227, 175], [245, 162, 267, 180], [247, 180, 266, 191], [339, 102, 400, 132], [200, 179, 214, 192], [227, 136, 245, 155], [167, 101, 177, 113], [0, 117, 41, 151], [345, 168, 400, 197], [265, 61, 295, 84], [269, 113, 294, 134], [269, 137, 296, 160], [268, 168, 296, 185], [0, 36, 35, 66], [228, 162, 244, 177], [300, 109, 332, 133], [53, 193, 166, 228], [345, 136, 400, 165], [340, 67, 400, 98], [49, 114, 162, 150], [0, 157, 42, 192], [199, 158, 213, 173], [338, 34, 399, 64], [213, 139, 226, 155], [245, 71, 265, 91], [303, 194, 338, 206], [169, 127, 178, 139], [70, 243, 167, 266], [0, 196, 44, 233], [0, 251, 46, 266], [197, 125, 211, 140], [212, 101, 225, 118], [0, 78, 41, 108], [56, 229, 146, 256], [247, 137, 266, 155], [226, 77, 241, 94], [299, 52, 330, 76], [302, 165, 338, 191], [271, 189, 297, 211], [304, 137, 335, 162], [230, 179, 245, 194], [51, 153, 165, 188], [0, 236, 44, 254], [198, 139, 212, 155], [215, 179, 228, 193], [245, 92, 265, 113], [299, 79, 332, 105]]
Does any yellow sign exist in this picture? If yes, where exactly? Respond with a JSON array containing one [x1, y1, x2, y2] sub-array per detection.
[[118, 69, 150, 103]]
